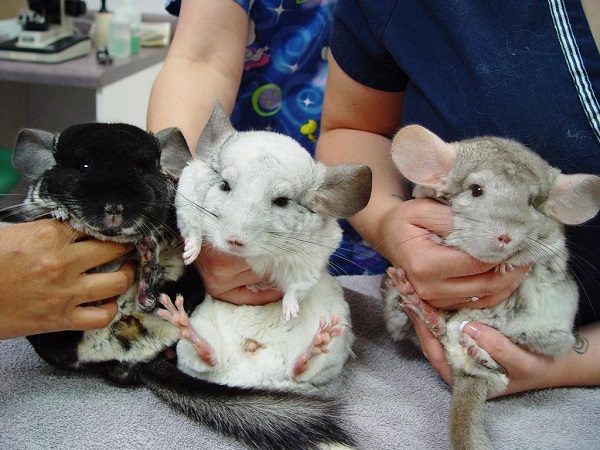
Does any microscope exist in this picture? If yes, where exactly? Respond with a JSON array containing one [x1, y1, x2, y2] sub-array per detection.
[[0, 0, 90, 63]]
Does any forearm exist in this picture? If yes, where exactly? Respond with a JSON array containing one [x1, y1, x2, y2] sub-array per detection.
[[146, 0, 247, 151], [544, 322, 600, 388], [147, 59, 241, 151], [316, 128, 408, 259]]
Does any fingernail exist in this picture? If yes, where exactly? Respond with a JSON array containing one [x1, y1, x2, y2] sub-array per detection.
[[459, 321, 480, 339]]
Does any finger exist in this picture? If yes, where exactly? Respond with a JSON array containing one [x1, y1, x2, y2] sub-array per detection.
[[217, 286, 283, 306], [196, 246, 251, 278], [404, 198, 454, 237], [119, 260, 136, 283], [194, 247, 264, 286], [69, 298, 118, 330], [74, 267, 134, 305], [200, 267, 272, 297], [443, 285, 518, 310], [398, 234, 496, 280], [70, 239, 134, 271], [417, 265, 526, 307], [406, 309, 453, 384], [394, 201, 477, 274], [459, 322, 516, 370]]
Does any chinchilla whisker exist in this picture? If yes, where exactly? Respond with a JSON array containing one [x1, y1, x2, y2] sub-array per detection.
[[333, 236, 400, 260], [159, 225, 182, 242], [0, 191, 28, 197], [329, 250, 372, 274], [268, 232, 378, 259], [556, 245, 600, 321], [178, 192, 218, 218], [3, 207, 52, 223], [268, 232, 333, 249], [567, 267, 598, 321], [564, 240, 600, 274], [0, 206, 32, 221], [0, 202, 23, 212], [264, 242, 317, 265], [262, 241, 306, 259], [327, 259, 348, 276]]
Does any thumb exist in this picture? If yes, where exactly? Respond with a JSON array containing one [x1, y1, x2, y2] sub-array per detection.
[[460, 321, 518, 370], [409, 198, 453, 238]]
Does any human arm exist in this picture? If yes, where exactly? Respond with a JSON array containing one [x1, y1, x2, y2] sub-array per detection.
[[147, 0, 280, 305], [146, 0, 247, 152], [408, 309, 600, 395], [0, 220, 135, 339], [315, 52, 525, 309]]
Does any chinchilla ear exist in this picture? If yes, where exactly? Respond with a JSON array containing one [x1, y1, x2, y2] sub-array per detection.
[[195, 102, 236, 159], [12, 128, 56, 179], [391, 125, 456, 190], [310, 163, 372, 218], [155, 127, 192, 178], [546, 172, 600, 225]]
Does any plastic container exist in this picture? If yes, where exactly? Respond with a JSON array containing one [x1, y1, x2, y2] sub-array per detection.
[[116, 0, 142, 56], [108, 6, 131, 59], [128, 7, 142, 55]]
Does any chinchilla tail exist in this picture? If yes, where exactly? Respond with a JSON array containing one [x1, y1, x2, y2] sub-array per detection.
[[137, 356, 355, 450], [449, 374, 491, 450]]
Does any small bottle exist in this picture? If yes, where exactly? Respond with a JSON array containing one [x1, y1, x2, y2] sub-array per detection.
[[92, 0, 112, 49], [108, 7, 131, 59], [129, 10, 142, 55], [128, 5, 142, 55], [119, 0, 142, 55]]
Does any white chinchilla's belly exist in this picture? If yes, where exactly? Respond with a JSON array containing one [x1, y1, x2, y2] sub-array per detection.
[[176, 274, 354, 392]]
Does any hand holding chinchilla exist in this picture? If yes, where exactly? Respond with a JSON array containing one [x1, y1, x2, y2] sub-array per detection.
[[0, 220, 135, 339]]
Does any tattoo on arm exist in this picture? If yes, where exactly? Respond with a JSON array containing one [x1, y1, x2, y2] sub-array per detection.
[[573, 333, 589, 354]]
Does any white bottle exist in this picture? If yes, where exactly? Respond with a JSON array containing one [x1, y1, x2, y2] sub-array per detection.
[[108, 4, 131, 59]]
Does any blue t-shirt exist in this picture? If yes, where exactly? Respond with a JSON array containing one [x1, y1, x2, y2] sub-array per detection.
[[331, 0, 600, 325], [165, 0, 389, 276]]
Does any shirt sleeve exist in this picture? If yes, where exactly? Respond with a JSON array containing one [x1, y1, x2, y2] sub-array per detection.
[[330, 0, 407, 92], [165, 0, 180, 16], [165, 0, 250, 16]]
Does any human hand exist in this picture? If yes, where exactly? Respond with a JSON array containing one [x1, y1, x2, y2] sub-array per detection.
[[0, 220, 135, 339], [407, 310, 564, 397], [381, 198, 528, 310], [194, 243, 283, 305]]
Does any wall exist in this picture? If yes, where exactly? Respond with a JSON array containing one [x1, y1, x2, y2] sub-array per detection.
[[85, 1, 169, 15], [0, 0, 27, 20]]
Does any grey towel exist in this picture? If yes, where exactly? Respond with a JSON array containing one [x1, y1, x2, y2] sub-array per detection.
[[1, 275, 598, 449]]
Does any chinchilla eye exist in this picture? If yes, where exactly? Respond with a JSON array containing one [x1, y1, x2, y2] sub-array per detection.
[[220, 181, 231, 192], [469, 184, 483, 197], [272, 197, 289, 207]]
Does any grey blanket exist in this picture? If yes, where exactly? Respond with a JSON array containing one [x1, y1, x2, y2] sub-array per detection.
[[1, 275, 598, 449]]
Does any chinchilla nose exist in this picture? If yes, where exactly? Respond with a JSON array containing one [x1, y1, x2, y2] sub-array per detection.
[[105, 204, 124, 215], [226, 236, 246, 248], [496, 233, 512, 245]]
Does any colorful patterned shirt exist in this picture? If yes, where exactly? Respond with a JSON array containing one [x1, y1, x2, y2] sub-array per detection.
[[165, 0, 389, 275]]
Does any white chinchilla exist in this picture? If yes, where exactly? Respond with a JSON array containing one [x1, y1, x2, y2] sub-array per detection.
[[172, 102, 372, 388], [153, 103, 372, 450]]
